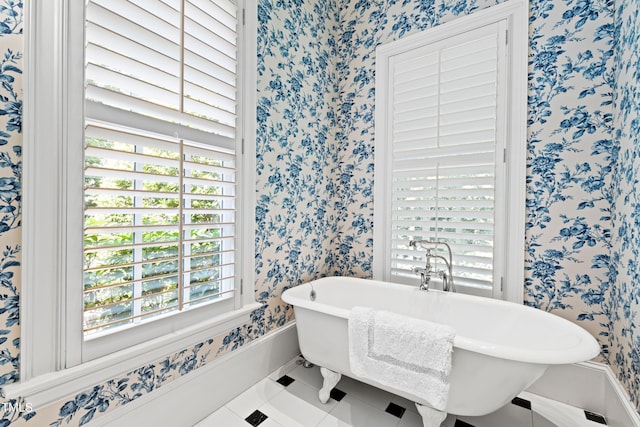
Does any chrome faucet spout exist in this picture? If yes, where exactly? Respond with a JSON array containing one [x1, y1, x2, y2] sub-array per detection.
[[412, 266, 431, 290]]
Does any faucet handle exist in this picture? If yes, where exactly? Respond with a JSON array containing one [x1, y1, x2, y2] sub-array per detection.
[[412, 266, 431, 281]]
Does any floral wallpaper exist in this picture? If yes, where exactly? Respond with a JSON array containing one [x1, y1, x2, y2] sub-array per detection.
[[610, 0, 640, 409], [0, 0, 636, 425], [255, 0, 341, 308], [524, 0, 615, 350], [0, 0, 25, 424]]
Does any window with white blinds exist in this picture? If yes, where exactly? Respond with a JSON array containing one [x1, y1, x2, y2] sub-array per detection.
[[83, 0, 240, 337], [375, 20, 509, 298]]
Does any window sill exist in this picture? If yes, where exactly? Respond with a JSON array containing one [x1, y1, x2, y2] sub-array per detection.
[[5, 302, 262, 408]]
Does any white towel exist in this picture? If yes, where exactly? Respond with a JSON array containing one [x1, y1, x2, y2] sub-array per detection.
[[348, 306, 455, 411]]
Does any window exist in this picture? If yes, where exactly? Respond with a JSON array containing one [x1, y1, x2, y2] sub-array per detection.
[[373, 0, 527, 301], [14, 0, 258, 403], [83, 0, 240, 341], [83, 127, 237, 338]]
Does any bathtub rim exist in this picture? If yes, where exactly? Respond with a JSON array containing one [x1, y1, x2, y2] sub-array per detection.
[[282, 276, 600, 365]]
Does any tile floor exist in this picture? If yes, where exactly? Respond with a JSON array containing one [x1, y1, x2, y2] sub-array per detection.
[[195, 358, 608, 427]]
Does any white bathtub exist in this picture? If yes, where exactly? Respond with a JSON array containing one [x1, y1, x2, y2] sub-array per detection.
[[282, 277, 600, 424]]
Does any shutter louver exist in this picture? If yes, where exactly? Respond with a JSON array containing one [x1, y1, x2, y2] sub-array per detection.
[[389, 24, 501, 293], [84, 0, 238, 336]]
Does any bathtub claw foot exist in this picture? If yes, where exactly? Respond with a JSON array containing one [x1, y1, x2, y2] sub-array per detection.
[[415, 403, 447, 427], [319, 367, 341, 404]]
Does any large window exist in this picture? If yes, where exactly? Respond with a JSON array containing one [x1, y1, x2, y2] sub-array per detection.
[[373, 0, 527, 301], [13, 0, 258, 405], [83, 0, 240, 339]]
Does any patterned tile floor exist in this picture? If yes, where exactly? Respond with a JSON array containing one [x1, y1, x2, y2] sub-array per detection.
[[195, 358, 608, 427]]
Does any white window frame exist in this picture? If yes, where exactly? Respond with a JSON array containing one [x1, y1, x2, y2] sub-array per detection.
[[6, 0, 260, 408], [372, 0, 527, 303]]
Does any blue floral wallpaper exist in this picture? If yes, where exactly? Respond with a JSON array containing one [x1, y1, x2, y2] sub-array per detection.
[[610, 0, 640, 409], [0, 0, 636, 425], [255, 0, 341, 306], [525, 0, 615, 349]]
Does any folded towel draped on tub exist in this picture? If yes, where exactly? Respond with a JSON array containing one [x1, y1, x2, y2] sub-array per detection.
[[348, 306, 455, 411]]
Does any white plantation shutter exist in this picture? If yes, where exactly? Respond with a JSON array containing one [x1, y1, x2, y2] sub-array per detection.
[[84, 0, 240, 336], [378, 21, 508, 297], [86, 0, 237, 141]]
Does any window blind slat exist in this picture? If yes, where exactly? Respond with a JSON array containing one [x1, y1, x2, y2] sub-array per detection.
[[441, 38, 497, 62], [85, 148, 179, 169], [86, 25, 180, 76], [394, 99, 439, 116], [85, 166, 180, 183], [87, 3, 180, 55], [391, 241, 494, 255], [184, 81, 236, 114], [393, 84, 439, 103], [442, 71, 496, 93], [442, 54, 497, 76], [85, 236, 234, 255], [188, 0, 236, 30], [439, 95, 496, 115], [394, 79, 439, 97], [394, 55, 439, 79], [184, 52, 236, 89], [86, 43, 180, 88], [185, 16, 236, 58], [393, 163, 494, 178], [391, 218, 494, 231], [393, 152, 495, 171], [439, 119, 496, 138], [393, 208, 495, 221], [203, 0, 237, 20], [392, 142, 496, 160], [393, 115, 438, 133], [184, 143, 235, 162], [183, 98, 236, 127], [182, 222, 235, 231], [392, 128, 438, 145], [184, 34, 237, 73], [186, 1, 236, 42], [130, 0, 180, 23], [86, 125, 180, 151], [91, 0, 181, 41], [87, 64, 181, 112]]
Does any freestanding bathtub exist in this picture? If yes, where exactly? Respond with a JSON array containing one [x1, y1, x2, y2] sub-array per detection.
[[282, 277, 600, 426]]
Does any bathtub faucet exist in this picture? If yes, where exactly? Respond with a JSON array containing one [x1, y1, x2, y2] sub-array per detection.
[[409, 240, 455, 292]]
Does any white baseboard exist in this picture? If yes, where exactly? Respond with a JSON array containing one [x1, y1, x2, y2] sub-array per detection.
[[526, 361, 640, 427], [89, 328, 639, 427], [91, 323, 300, 427]]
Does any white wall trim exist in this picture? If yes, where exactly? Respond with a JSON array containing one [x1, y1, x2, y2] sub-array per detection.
[[588, 361, 640, 426], [21, 0, 71, 381], [5, 302, 261, 408], [527, 361, 640, 426], [240, 0, 258, 308], [91, 323, 299, 427]]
